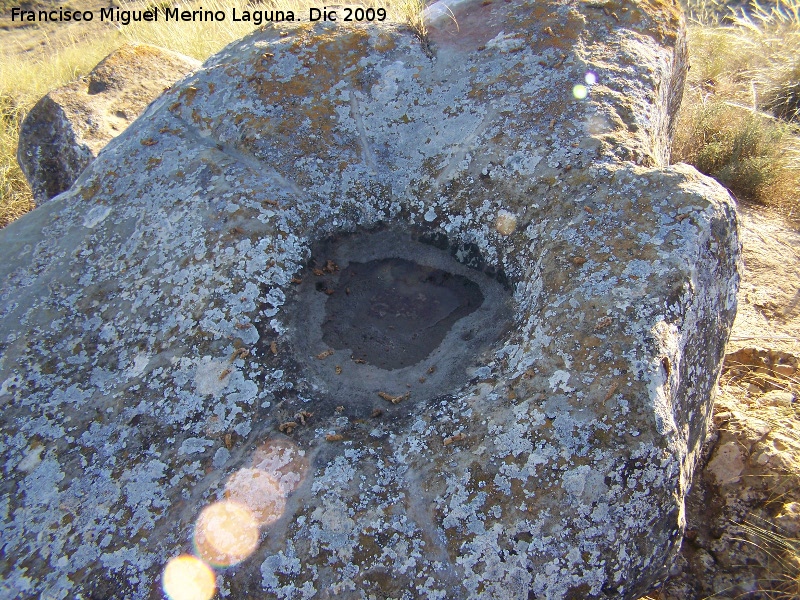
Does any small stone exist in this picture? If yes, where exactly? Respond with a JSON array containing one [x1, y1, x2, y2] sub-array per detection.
[[495, 210, 517, 235], [773, 364, 796, 377], [753, 451, 771, 465], [750, 420, 772, 440], [713, 410, 732, 425], [775, 502, 800, 535], [759, 390, 794, 407], [707, 442, 745, 485]]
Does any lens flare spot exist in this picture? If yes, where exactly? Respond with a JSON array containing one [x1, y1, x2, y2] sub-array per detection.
[[584, 71, 597, 85], [194, 501, 259, 567], [495, 210, 517, 236], [225, 468, 286, 526], [251, 438, 309, 493], [572, 84, 588, 100], [162, 555, 215, 600]]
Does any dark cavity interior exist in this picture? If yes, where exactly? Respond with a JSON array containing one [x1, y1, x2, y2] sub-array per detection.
[[322, 258, 484, 370], [285, 228, 512, 411]]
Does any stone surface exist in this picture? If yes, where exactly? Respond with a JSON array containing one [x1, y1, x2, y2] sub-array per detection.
[[17, 43, 199, 204], [775, 502, 800, 536], [0, 1, 739, 599], [706, 441, 745, 485]]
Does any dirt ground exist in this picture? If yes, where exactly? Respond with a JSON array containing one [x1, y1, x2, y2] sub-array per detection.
[[728, 205, 800, 359]]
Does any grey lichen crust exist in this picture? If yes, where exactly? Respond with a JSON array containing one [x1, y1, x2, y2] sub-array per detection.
[[0, 1, 738, 599]]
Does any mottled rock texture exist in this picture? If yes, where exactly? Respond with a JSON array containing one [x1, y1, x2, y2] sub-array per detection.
[[0, 1, 739, 598], [17, 43, 199, 204]]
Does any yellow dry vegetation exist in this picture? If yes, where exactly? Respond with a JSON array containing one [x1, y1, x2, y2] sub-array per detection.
[[675, 0, 800, 221], [0, 0, 424, 226]]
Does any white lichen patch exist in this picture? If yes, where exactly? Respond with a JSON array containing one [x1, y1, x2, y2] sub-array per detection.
[[194, 358, 235, 396], [82, 204, 112, 229], [15, 445, 44, 473]]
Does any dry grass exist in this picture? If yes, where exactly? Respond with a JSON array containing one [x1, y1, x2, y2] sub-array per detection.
[[672, 97, 800, 207], [116, 0, 427, 58], [0, 0, 425, 228], [737, 519, 800, 599], [0, 93, 34, 228], [714, 362, 800, 599], [117, 0, 262, 59], [673, 0, 800, 220]]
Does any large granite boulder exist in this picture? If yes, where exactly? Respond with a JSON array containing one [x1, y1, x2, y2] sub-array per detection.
[[17, 43, 200, 204], [0, 1, 739, 599]]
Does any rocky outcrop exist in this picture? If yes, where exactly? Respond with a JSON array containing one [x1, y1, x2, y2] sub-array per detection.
[[17, 43, 199, 204], [0, 1, 738, 599], [662, 383, 799, 599]]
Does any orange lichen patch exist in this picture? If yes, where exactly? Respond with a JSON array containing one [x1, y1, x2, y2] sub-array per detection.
[[250, 28, 379, 148], [80, 180, 101, 201], [190, 108, 215, 129], [585, 0, 683, 46], [514, 4, 584, 56], [633, 0, 684, 42], [443, 432, 466, 446], [579, 335, 603, 350], [181, 86, 199, 106], [372, 31, 396, 53]]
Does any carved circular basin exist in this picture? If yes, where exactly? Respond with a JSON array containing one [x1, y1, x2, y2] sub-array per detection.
[[288, 228, 512, 412]]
